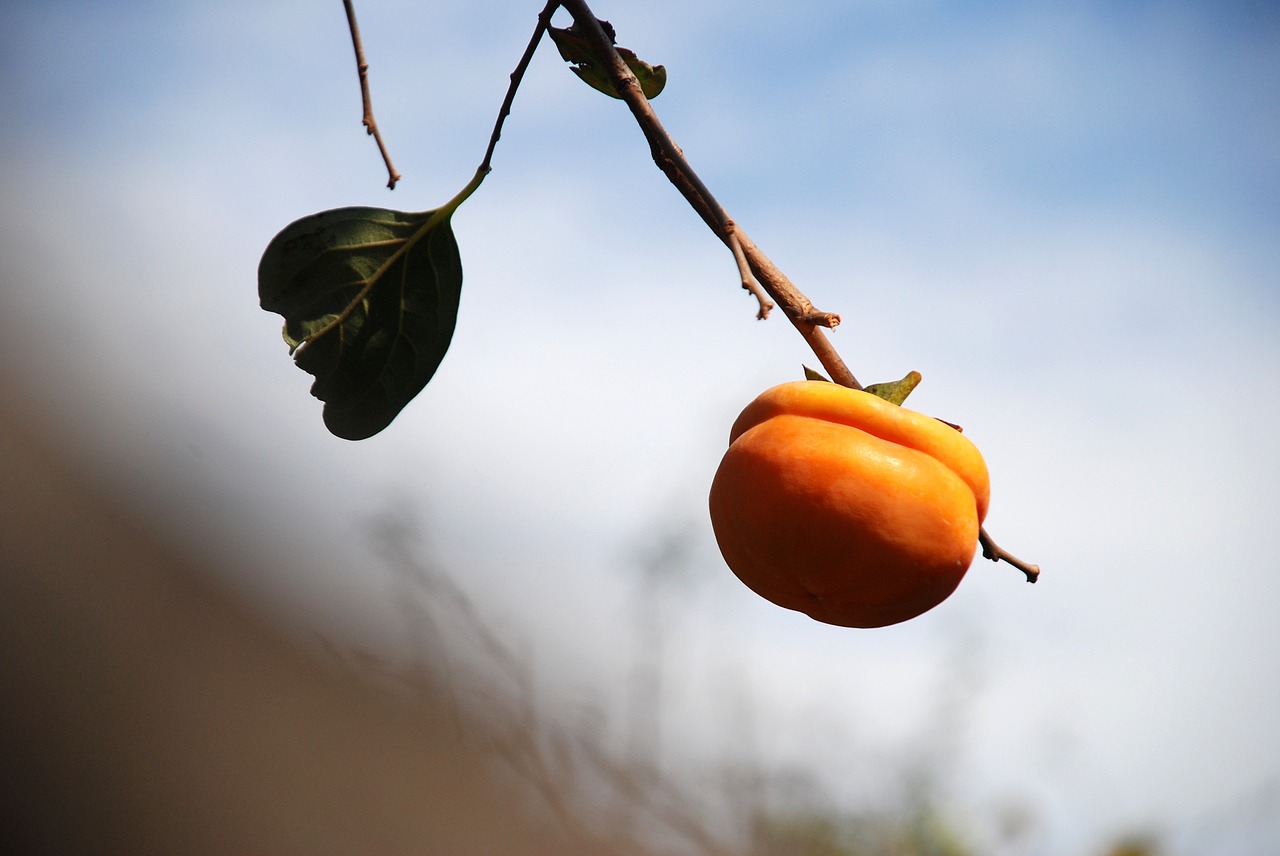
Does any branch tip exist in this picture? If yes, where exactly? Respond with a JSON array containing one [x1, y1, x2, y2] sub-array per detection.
[[726, 226, 773, 320], [803, 311, 840, 329], [979, 526, 1040, 583], [343, 0, 401, 190]]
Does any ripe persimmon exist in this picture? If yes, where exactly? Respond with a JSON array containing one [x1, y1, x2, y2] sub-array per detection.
[[708, 381, 990, 628]]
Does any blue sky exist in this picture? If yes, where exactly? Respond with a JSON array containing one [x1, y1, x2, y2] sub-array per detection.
[[4, 1, 1279, 853]]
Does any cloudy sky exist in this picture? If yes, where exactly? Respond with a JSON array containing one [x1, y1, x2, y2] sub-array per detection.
[[3, 0, 1278, 852]]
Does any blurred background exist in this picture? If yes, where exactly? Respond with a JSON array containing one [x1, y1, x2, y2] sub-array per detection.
[[2, 0, 1278, 853]]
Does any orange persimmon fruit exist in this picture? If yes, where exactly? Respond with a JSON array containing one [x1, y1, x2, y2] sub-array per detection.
[[708, 381, 990, 628]]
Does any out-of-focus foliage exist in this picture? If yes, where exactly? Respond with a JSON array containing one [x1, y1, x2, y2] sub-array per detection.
[[749, 806, 973, 856], [350, 508, 1171, 856], [1103, 836, 1162, 856]]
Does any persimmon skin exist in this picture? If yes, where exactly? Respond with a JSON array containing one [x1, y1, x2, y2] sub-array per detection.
[[709, 381, 990, 628]]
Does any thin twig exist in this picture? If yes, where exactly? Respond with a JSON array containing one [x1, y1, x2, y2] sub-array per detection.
[[555, 0, 860, 389], [479, 1, 561, 175], [343, 0, 402, 189], [979, 526, 1040, 583], [725, 221, 773, 320]]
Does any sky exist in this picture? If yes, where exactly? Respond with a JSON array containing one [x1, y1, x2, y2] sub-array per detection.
[[3, 0, 1279, 853]]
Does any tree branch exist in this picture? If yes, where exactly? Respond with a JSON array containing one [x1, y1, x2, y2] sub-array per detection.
[[342, 0, 402, 189], [555, 0, 860, 390]]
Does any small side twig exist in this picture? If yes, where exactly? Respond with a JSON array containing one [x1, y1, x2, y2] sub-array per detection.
[[979, 526, 1040, 583], [725, 221, 773, 320], [343, 0, 402, 189]]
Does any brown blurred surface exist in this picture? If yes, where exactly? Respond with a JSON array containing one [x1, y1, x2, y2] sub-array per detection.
[[0, 392, 600, 855]]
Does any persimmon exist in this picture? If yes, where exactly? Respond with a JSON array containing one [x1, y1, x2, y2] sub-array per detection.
[[708, 381, 990, 628]]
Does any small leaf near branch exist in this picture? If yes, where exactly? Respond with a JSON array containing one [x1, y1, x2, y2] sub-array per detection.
[[803, 365, 831, 383], [548, 20, 666, 99], [863, 371, 923, 405], [805, 366, 921, 406], [258, 206, 463, 440]]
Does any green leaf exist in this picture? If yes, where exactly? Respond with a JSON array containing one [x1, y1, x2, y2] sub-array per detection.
[[802, 365, 831, 382], [258, 207, 459, 439], [863, 370, 923, 406], [258, 174, 484, 440], [548, 22, 666, 100]]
